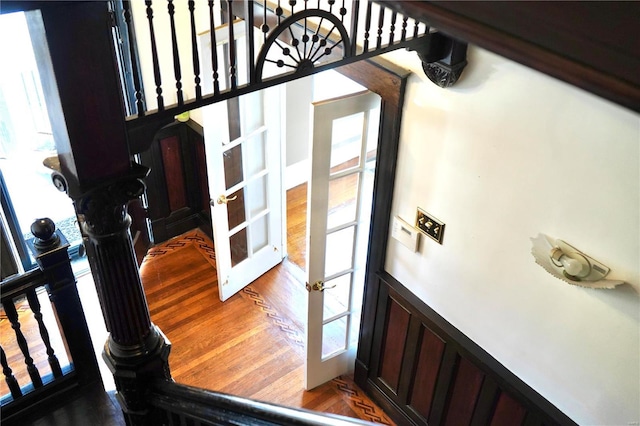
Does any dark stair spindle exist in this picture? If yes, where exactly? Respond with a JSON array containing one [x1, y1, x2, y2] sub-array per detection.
[[122, 1, 145, 116], [146, 0, 164, 110], [262, 0, 269, 44], [401, 16, 408, 41], [2, 299, 43, 388], [0, 345, 22, 399], [376, 4, 384, 49], [276, 0, 282, 25], [227, 0, 238, 90], [208, 0, 221, 95], [244, 0, 256, 84], [349, 0, 360, 56], [189, 0, 202, 100], [168, 0, 184, 105], [363, 0, 372, 52], [388, 11, 397, 45], [25, 288, 63, 378]]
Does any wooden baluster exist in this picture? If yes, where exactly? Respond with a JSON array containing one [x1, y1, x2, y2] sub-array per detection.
[[389, 10, 397, 46], [349, 0, 360, 56], [168, 0, 183, 105], [303, 0, 308, 59], [25, 288, 62, 378], [244, 0, 256, 84], [227, 0, 237, 90], [146, 0, 164, 110], [1, 345, 22, 399], [363, 0, 372, 52], [189, 0, 202, 100], [376, 3, 384, 49], [262, 0, 269, 44], [2, 299, 43, 388], [401, 16, 408, 42], [208, 0, 220, 95], [276, 0, 283, 25], [413, 18, 419, 39], [122, 1, 145, 116]]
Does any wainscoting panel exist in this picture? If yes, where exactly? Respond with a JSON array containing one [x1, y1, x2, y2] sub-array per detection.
[[355, 271, 576, 426], [407, 324, 445, 422], [140, 119, 213, 244], [378, 296, 411, 393]]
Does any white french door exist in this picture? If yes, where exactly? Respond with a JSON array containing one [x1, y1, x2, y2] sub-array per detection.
[[202, 87, 284, 301], [305, 90, 381, 389]]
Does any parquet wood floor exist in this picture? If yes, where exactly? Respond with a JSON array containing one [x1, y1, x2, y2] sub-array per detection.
[[140, 229, 394, 424]]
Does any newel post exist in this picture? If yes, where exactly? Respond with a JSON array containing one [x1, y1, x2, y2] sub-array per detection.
[[75, 165, 172, 424], [29, 218, 101, 386], [28, 3, 171, 424]]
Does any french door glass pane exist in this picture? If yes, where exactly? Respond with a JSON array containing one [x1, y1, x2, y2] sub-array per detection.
[[322, 273, 352, 321], [324, 226, 355, 277], [322, 316, 348, 358], [226, 188, 246, 230], [250, 214, 268, 253], [327, 173, 359, 230], [246, 175, 267, 218], [330, 112, 364, 174], [230, 227, 248, 266], [224, 144, 244, 189], [240, 91, 263, 134], [244, 133, 266, 176]]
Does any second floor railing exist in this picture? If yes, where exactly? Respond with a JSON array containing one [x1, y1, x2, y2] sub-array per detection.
[[115, 0, 431, 129]]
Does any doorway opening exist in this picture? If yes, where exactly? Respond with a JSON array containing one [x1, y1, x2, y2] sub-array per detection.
[[193, 67, 381, 390]]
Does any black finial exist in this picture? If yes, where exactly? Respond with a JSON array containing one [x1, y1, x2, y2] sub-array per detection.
[[31, 218, 60, 250]]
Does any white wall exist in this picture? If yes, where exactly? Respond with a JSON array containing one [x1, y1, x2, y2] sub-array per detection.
[[382, 46, 640, 425]]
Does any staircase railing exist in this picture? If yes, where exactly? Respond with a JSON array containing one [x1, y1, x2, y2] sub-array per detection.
[[146, 379, 374, 425], [0, 218, 102, 424]]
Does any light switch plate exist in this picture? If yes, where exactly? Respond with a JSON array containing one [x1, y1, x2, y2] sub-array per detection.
[[416, 208, 445, 244], [391, 216, 420, 252]]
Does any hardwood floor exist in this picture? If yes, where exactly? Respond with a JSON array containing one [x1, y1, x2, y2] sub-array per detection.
[[286, 182, 308, 272], [1, 180, 393, 424], [139, 229, 394, 424]]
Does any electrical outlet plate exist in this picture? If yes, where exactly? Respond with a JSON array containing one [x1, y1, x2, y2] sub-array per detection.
[[416, 208, 445, 244]]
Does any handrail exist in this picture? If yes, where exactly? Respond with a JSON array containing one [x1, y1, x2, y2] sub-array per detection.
[[0, 268, 47, 301], [147, 379, 375, 425]]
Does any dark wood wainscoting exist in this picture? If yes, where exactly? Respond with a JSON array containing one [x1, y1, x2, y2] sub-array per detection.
[[355, 272, 577, 426], [139, 119, 212, 244]]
